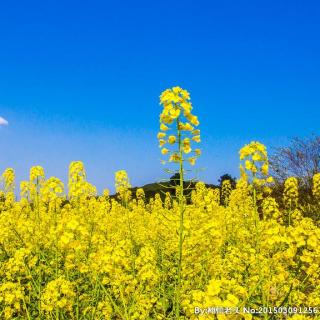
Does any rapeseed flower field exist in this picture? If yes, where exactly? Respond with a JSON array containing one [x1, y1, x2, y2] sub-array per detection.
[[0, 87, 319, 319]]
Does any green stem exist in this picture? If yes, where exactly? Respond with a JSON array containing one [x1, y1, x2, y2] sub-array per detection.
[[176, 117, 185, 319], [252, 182, 266, 314]]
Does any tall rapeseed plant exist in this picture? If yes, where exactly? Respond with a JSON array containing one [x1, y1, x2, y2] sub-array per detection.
[[158, 86, 201, 318], [68, 161, 96, 204], [2, 168, 15, 194], [283, 177, 299, 226], [221, 179, 232, 207], [1, 168, 15, 207], [115, 170, 131, 207], [239, 141, 274, 315], [312, 173, 320, 201]]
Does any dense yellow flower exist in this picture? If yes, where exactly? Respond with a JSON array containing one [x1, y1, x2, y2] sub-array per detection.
[[262, 196, 280, 220], [169, 153, 181, 162], [115, 170, 131, 194], [0, 152, 318, 319], [29, 165, 45, 182], [41, 277, 75, 313], [239, 141, 273, 188], [207, 279, 221, 296], [169, 108, 181, 119]]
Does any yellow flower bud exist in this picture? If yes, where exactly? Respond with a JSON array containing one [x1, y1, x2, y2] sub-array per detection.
[[157, 132, 166, 139], [160, 123, 169, 131], [192, 135, 201, 143], [168, 135, 176, 144]]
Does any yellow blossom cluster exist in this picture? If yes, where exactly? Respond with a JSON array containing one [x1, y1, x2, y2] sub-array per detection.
[[41, 277, 76, 314], [283, 177, 299, 209], [239, 141, 274, 186], [1, 168, 15, 208], [221, 179, 232, 206], [68, 161, 97, 201], [115, 170, 132, 204], [1, 168, 15, 193], [158, 86, 201, 166]]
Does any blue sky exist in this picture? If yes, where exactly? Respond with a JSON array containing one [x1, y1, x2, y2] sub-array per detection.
[[0, 0, 319, 193]]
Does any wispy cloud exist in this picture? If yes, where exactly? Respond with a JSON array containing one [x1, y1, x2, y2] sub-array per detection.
[[0, 116, 9, 126]]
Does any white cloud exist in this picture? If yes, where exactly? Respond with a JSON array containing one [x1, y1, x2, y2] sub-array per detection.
[[0, 117, 8, 126]]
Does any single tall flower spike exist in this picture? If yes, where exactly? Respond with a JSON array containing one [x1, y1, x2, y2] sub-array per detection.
[[2, 168, 15, 194], [115, 170, 132, 204], [158, 86, 201, 166], [312, 173, 320, 201], [283, 177, 299, 209], [221, 179, 232, 206], [68, 161, 96, 200], [239, 141, 273, 186]]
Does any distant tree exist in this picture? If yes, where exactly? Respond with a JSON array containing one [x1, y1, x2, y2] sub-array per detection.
[[218, 174, 236, 189], [269, 135, 320, 189], [170, 173, 180, 186]]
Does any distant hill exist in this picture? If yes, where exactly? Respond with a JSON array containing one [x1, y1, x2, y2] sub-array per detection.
[[111, 180, 219, 202]]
